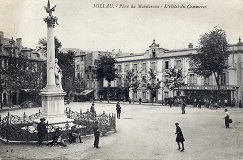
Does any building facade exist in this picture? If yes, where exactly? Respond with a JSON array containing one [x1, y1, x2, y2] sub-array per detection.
[[113, 39, 242, 105], [0, 31, 45, 106]]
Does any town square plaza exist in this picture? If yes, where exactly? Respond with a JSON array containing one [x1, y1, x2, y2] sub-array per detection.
[[0, 102, 243, 160]]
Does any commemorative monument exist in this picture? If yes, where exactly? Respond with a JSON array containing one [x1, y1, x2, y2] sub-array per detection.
[[34, 0, 73, 126]]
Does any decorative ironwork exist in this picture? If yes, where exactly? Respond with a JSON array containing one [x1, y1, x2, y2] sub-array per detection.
[[0, 108, 116, 143]]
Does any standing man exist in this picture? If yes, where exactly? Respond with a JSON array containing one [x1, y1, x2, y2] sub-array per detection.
[[90, 103, 96, 118], [116, 101, 121, 119], [93, 121, 100, 148], [223, 109, 230, 128], [37, 118, 47, 146], [175, 123, 185, 152]]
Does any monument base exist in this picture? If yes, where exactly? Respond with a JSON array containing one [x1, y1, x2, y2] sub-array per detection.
[[33, 90, 74, 129]]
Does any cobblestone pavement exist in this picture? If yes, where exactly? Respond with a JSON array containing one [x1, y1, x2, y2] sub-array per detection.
[[0, 102, 243, 160]]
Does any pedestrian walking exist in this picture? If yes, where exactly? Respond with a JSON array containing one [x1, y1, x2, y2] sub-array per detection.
[[175, 123, 185, 152], [93, 121, 100, 148], [37, 118, 47, 146], [223, 109, 230, 128], [181, 101, 186, 114], [116, 101, 121, 119]]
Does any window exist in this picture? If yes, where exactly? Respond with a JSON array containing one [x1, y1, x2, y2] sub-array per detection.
[[164, 61, 169, 69], [80, 56, 84, 61], [175, 59, 182, 69], [142, 76, 147, 82], [87, 75, 89, 79], [142, 92, 147, 99], [151, 62, 156, 71], [164, 92, 169, 98], [133, 64, 138, 72], [76, 65, 80, 70], [189, 74, 196, 85], [164, 75, 169, 82], [125, 64, 129, 72], [77, 73, 80, 78], [204, 77, 209, 85], [142, 63, 147, 71], [118, 65, 122, 73], [118, 76, 122, 84], [220, 73, 226, 85], [152, 49, 156, 58], [134, 91, 137, 99]]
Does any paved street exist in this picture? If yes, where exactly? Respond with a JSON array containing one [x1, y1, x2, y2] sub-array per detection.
[[0, 102, 243, 160]]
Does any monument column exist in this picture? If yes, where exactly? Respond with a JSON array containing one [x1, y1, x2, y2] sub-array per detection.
[[34, 0, 73, 126]]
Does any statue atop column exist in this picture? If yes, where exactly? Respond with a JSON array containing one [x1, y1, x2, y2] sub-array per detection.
[[54, 58, 63, 89], [43, 0, 58, 27]]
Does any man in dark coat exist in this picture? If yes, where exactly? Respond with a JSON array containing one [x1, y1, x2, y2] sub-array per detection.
[[224, 109, 230, 128], [37, 118, 47, 146], [175, 123, 185, 152], [116, 101, 121, 119], [93, 121, 100, 148]]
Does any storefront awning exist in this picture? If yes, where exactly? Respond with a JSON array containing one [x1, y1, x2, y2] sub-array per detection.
[[79, 89, 95, 95]]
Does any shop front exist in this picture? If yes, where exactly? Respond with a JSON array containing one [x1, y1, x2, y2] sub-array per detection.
[[177, 85, 238, 106]]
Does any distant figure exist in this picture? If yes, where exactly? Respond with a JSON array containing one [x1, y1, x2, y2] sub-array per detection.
[[231, 98, 235, 107], [181, 101, 186, 114], [239, 100, 242, 108], [223, 109, 230, 128], [169, 98, 173, 108], [37, 118, 47, 146], [90, 103, 96, 117], [93, 121, 100, 148], [54, 58, 62, 88], [68, 125, 83, 144], [116, 101, 121, 119], [175, 123, 185, 152]]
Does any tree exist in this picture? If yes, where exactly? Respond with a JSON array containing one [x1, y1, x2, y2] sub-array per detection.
[[57, 50, 75, 99], [37, 36, 62, 55], [96, 55, 117, 103], [123, 69, 140, 104], [1, 55, 43, 106], [164, 67, 186, 97], [147, 68, 161, 105], [189, 27, 229, 102]]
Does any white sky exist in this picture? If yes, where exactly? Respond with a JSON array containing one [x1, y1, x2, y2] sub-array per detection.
[[0, 0, 243, 53]]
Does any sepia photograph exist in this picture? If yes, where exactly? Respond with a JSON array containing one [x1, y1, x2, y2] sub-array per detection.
[[0, 0, 243, 159]]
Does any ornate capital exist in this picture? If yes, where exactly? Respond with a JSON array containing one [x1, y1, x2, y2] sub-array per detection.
[[44, 15, 58, 27]]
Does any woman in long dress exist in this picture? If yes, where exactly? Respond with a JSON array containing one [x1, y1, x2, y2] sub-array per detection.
[[175, 123, 185, 152]]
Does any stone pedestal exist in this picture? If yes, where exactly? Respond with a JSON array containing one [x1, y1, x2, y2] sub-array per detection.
[[33, 91, 73, 127]]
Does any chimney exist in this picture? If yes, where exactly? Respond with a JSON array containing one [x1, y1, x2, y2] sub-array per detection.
[[16, 38, 23, 50], [188, 43, 193, 48], [0, 31, 4, 45]]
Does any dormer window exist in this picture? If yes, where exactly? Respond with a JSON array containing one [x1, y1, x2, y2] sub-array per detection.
[[152, 49, 156, 58]]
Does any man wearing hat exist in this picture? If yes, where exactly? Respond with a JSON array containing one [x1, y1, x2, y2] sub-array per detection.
[[37, 118, 47, 146], [93, 121, 100, 148], [175, 123, 185, 152]]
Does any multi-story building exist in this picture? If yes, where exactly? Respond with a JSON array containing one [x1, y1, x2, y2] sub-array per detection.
[[113, 39, 243, 105], [0, 31, 45, 106]]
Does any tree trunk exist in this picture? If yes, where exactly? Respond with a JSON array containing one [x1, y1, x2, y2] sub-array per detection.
[[107, 81, 110, 103], [132, 92, 134, 104], [213, 72, 221, 106]]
